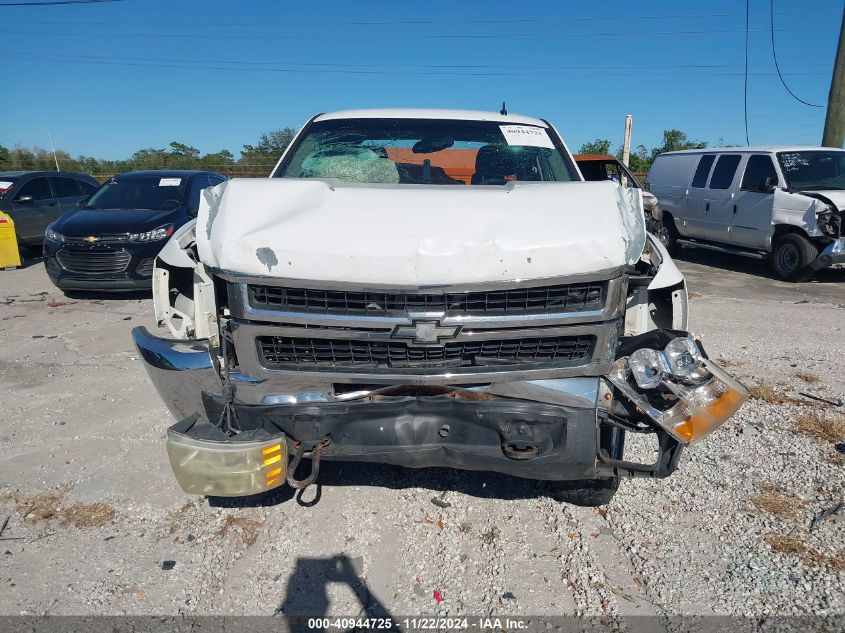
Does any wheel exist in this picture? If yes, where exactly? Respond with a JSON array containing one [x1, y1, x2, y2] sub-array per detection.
[[660, 213, 681, 255], [550, 477, 620, 507], [770, 233, 817, 281]]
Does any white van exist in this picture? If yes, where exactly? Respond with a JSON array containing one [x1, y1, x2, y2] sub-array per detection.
[[646, 146, 845, 280]]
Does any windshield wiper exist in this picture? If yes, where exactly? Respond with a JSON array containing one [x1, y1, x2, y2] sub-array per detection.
[[796, 185, 845, 191]]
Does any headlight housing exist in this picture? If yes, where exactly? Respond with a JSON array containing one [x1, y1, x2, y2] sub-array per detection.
[[45, 225, 64, 243], [129, 224, 175, 242], [628, 348, 668, 389], [663, 336, 708, 381], [627, 336, 706, 388], [610, 335, 748, 445]]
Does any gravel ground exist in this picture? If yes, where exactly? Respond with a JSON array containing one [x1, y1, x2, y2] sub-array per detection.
[[0, 256, 843, 622]]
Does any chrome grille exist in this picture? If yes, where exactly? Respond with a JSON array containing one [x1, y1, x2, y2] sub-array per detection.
[[56, 249, 131, 273], [62, 234, 129, 243], [225, 272, 625, 379], [257, 334, 594, 369], [249, 282, 605, 316]]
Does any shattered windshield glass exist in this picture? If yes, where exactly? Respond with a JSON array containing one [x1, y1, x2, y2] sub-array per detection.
[[275, 118, 578, 185], [777, 151, 845, 191]]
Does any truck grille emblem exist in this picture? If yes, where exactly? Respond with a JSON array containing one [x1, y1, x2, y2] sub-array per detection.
[[391, 320, 461, 345]]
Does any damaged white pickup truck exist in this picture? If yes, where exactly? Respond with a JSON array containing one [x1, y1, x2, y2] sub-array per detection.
[[133, 109, 748, 506]]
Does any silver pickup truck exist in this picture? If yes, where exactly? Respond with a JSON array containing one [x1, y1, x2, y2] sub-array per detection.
[[133, 108, 747, 507]]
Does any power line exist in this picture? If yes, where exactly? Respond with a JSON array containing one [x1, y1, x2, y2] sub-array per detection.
[[745, 0, 750, 145], [0, 25, 835, 41], [0, 0, 121, 5], [1, 52, 831, 78], [770, 0, 826, 107], [0, 49, 831, 72], [2, 8, 830, 26]]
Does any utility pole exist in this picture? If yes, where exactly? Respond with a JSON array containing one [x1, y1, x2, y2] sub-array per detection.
[[622, 114, 633, 166], [823, 4, 845, 147], [621, 114, 633, 188]]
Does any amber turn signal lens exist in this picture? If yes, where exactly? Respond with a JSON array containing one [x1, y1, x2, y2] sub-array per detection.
[[667, 359, 748, 445], [673, 385, 746, 443], [166, 432, 288, 497]]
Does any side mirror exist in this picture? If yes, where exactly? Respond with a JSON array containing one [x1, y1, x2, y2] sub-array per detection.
[[760, 177, 777, 194], [15, 195, 33, 204]]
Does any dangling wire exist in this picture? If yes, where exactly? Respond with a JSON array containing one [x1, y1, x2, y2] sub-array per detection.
[[770, 0, 825, 108]]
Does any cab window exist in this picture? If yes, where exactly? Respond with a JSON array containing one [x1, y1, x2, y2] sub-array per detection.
[[741, 155, 779, 191]]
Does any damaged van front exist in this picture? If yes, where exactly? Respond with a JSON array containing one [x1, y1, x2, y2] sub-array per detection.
[[133, 109, 747, 506]]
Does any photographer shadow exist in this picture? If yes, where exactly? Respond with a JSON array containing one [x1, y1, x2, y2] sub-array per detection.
[[276, 554, 394, 631]]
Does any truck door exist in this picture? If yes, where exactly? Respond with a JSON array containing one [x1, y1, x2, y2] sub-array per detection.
[[731, 154, 779, 249], [682, 154, 716, 239], [700, 154, 742, 242]]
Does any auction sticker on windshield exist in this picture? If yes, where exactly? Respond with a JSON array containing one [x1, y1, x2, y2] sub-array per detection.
[[499, 125, 554, 149], [159, 178, 182, 187], [0, 181, 14, 193]]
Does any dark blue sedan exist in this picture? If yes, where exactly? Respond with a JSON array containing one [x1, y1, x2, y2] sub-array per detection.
[[43, 170, 226, 292]]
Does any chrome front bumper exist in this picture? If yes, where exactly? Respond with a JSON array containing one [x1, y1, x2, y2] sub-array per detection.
[[796, 237, 845, 281], [134, 327, 702, 485], [132, 326, 609, 419], [815, 237, 845, 269], [134, 326, 621, 485]]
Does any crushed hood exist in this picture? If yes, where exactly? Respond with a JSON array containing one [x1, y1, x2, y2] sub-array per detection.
[[196, 178, 645, 285], [796, 189, 845, 211]]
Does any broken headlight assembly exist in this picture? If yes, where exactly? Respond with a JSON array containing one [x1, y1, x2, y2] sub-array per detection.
[[817, 206, 842, 238], [610, 335, 747, 445]]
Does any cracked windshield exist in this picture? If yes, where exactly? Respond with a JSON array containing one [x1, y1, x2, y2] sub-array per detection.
[[276, 118, 578, 185], [777, 150, 845, 190]]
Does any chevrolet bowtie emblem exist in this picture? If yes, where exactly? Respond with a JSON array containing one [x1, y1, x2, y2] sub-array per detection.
[[391, 320, 462, 345], [83, 236, 100, 243]]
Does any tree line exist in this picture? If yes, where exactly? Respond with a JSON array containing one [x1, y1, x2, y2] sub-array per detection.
[[1, 126, 706, 180], [577, 129, 707, 174], [0, 128, 296, 180]]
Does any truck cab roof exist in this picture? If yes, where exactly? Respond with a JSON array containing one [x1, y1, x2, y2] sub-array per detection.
[[314, 108, 549, 127]]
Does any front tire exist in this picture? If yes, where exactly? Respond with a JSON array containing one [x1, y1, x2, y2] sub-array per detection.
[[550, 477, 620, 507], [660, 213, 681, 255], [771, 233, 817, 281]]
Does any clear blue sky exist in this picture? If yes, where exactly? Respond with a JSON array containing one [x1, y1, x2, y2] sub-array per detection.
[[0, 0, 840, 162]]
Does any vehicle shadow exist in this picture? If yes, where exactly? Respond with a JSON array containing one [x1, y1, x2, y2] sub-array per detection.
[[208, 460, 551, 509], [16, 248, 44, 270], [275, 554, 394, 629], [673, 247, 845, 284], [61, 289, 151, 301]]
